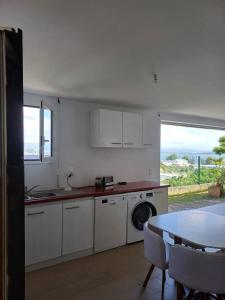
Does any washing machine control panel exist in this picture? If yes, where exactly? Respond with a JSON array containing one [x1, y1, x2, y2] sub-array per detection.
[[146, 191, 153, 198], [130, 191, 154, 201]]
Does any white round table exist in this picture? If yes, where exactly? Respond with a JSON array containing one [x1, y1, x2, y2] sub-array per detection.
[[148, 209, 225, 249]]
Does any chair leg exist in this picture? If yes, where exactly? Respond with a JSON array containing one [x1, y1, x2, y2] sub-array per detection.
[[176, 282, 183, 300], [200, 293, 214, 300], [142, 264, 155, 288], [181, 285, 186, 295], [186, 289, 195, 299], [161, 270, 166, 300]]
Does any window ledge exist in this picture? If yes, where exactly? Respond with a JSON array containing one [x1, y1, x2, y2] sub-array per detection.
[[24, 160, 55, 165]]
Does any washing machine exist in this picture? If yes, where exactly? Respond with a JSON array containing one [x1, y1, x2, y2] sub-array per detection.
[[126, 188, 168, 244]]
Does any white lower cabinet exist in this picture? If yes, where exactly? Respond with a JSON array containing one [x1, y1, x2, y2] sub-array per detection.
[[153, 188, 168, 214], [25, 198, 94, 267], [62, 198, 94, 255], [25, 202, 62, 265], [25, 189, 168, 268]]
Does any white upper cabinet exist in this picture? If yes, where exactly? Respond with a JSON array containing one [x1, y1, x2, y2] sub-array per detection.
[[142, 113, 161, 148], [90, 109, 160, 148], [90, 109, 123, 147], [122, 112, 142, 148]]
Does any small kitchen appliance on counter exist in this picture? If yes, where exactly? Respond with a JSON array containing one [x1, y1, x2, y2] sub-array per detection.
[[102, 176, 114, 187], [95, 176, 114, 188]]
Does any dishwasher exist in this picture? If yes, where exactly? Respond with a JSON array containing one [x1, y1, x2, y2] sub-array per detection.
[[94, 194, 127, 253]]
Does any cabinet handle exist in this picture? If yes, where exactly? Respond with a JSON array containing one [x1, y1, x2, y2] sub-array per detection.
[[111, 142, 122, 145], [124, 142, 134, 145], [65, 206, 80, 210], [109, 202, 116, 205], [144, 143, 152, 146], [27, 211, 45, 216]]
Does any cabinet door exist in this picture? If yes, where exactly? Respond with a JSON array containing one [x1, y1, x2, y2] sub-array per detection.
[[154, 188, 168, 214], [100, 109, 123, 147], [63, 198, 94, 255], [94, 195, 127, 252], [142, 114, 160, 148], [25, 203, 62, 265], [123, 112, 142, 147]]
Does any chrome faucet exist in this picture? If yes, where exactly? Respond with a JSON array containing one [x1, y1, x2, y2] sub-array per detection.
[[25, 185, 41, 195]]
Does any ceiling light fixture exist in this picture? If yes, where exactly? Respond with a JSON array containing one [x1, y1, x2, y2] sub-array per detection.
[[153, 73, 158, 83]]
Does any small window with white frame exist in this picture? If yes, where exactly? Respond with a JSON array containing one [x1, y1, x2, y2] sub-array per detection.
[[23, 101, 54, 161]]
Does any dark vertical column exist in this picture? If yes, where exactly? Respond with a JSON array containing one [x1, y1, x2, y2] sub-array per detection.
[[5, 29, 25, 300], [0, 29, 7, 300]]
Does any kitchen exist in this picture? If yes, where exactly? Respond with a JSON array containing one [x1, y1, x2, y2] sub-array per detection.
[[1, 1, 225, 300], [23, 94, 170, 298], [24, 94, 168, 268]]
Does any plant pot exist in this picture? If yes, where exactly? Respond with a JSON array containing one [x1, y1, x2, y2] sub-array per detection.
[[208, 184, 222, 197]]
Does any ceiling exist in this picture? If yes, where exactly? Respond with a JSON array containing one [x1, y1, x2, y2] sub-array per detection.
[[1, 0, 225, 119]]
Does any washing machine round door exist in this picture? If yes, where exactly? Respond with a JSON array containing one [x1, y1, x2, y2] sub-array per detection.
[[132, 201, 157, 231]]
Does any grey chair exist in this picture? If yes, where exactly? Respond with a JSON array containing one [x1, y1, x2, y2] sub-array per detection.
[[169, 244, 225, 300], [143, 222, 170, 300]]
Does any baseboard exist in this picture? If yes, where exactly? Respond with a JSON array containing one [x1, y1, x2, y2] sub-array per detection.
[[26, 248, 93, 272]]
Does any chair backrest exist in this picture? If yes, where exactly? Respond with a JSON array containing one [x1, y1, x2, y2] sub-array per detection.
[[143, 222, 168, 270], [169, 245, 225, 294]]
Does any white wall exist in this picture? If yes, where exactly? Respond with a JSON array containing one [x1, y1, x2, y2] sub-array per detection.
[[58, 99, 160, 187], [24, 93, 161, 189], [24, 93, 225, 190]]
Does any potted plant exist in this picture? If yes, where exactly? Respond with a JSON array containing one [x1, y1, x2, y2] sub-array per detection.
[[208, 184, 221, 197]]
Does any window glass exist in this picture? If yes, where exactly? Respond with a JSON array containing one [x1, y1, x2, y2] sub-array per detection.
[[23, 106, 40, 160], [43, 108, 53, 158]]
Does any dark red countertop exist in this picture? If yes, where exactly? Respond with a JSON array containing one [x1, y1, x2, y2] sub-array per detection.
[[24, 181, 169, 206]]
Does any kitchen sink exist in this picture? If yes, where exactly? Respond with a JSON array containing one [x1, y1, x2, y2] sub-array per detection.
[[30, 192, 57, 199]]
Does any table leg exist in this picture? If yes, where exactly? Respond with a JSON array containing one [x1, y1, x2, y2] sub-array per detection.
[[174, 235, 185, 296]]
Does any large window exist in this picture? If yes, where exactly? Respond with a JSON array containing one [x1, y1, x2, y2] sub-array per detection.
[[160, 123, 225, 183], [23, 103, 53, 161]]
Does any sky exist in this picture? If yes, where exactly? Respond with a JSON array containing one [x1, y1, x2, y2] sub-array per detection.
[[23, 106, 40, 144], [24, 106, 51, 157], [161, 124, 225, 152]]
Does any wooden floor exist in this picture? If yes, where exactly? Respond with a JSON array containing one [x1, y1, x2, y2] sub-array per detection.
[[26, 242, 178, 300]]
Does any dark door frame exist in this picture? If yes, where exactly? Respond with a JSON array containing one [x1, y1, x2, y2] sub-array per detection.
[[0, 27, 8, 300], [0, 28, 25, 300]]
